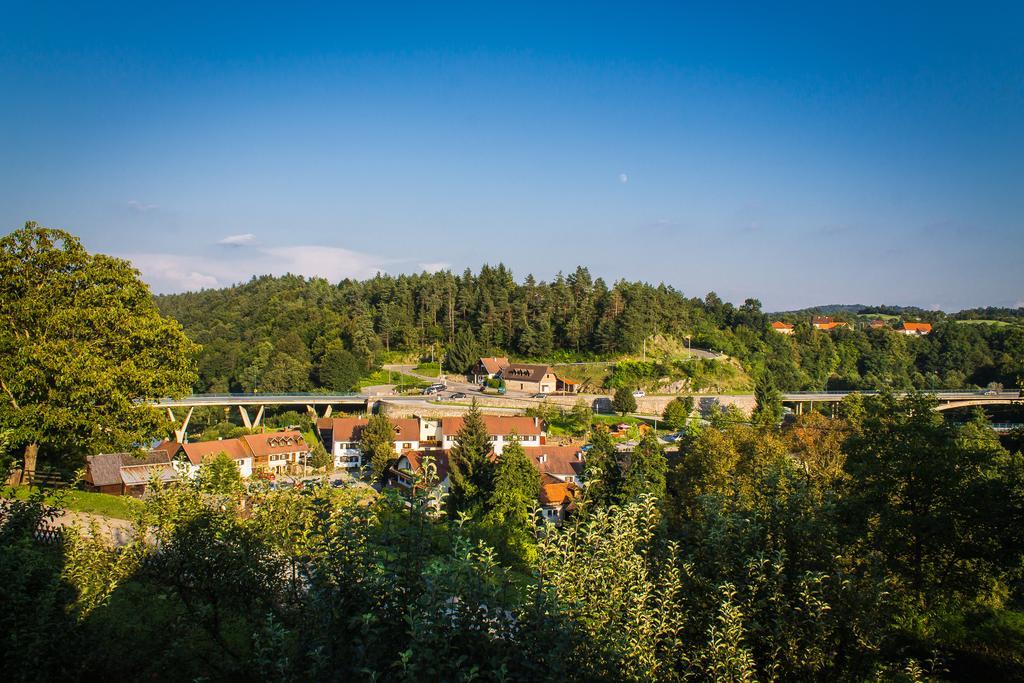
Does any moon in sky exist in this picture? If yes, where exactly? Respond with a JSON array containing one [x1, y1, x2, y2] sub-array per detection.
[[618, 173, 628, 184]]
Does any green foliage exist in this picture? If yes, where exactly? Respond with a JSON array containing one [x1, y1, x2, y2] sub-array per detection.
[[662, 395, 694, 431], [197, 452, 244, 495], [620, 433, 667, 504], [359, 412, 396, 482], [581, 428, 622, 508], [0, 223, 198, 472], [484, 437, 541, 565], [612, 387, 637, 415], [446, 325, 479, 375], [446, 404, 495, 518], [318, 338, 363, 391], [307, 434, 332, 471], [752, 371, 783, 425]]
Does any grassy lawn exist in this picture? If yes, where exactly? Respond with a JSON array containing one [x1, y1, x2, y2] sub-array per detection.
[[954, 319, 1014, 327], [413, 361, 441, 374], [359, 369, 430, 390], [3, 486, 141, 520]]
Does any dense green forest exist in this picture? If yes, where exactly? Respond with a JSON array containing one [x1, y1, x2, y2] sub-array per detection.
[[3, 395, 1023, 681], [155, 269, 1024, 393]]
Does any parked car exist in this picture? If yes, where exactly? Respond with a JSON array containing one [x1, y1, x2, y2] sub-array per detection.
[[532, 393, 548, 399], [330, 479, 346, 489], [422, 383, 446, 395], [632, 389, 646, 399], [580, 444, 594, 453], [451, 392, 467, 399]]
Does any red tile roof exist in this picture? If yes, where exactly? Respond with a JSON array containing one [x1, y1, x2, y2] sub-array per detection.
[[175, 438, 249, 466], [522, 446, 584, 478], [539, 481, 578, 506], [902, 322, 933, 332], [395, 449, 451, 483], [478, 357, 510, 374], [325, 417, 419, 443], [241, 431, 307, 458], [771, 321, 794, 330], [499, 363, 554, 383]]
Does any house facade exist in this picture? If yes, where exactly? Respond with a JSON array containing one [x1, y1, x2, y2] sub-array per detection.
[[899, 322, 933, 336], [469, 357, 510, 384], [498, 363, 558, 393], [319, 416, 422, 469], [771, 321, 794, 335], [440, 415, 544, 454]]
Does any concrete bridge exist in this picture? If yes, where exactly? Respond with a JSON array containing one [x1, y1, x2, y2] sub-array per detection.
[[151, 390, 1020, 441], [153, 393, 370, 440]]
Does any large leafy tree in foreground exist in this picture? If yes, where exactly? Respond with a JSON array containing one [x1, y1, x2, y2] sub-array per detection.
[[0, 223, 198, 477]]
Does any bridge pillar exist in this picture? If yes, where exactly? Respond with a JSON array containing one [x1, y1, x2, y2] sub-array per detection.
[[239, 406, 252, 429], [252, 405, 265, 428], [167, 407, 194, 442]]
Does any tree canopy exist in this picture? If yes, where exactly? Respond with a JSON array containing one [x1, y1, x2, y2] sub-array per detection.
[[0, 223, 197, 476]]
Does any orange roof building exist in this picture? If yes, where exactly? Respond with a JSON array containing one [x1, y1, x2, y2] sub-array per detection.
[[899, 321, 933, 336]]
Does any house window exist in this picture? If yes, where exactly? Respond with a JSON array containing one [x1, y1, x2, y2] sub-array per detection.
[[402, 443, 412, 449], [565, 475, 575, 483]]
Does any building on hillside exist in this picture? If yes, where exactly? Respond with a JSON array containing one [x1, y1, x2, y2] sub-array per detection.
[[319, 417, 422, 469], [899, 322, 932, 336], [240, 431, 309, 474], [866, 319, 887, 330], [813, 316, 849, 331], [85, 451, 178, 496], [469, 357, 510, 384], [771, 321, 795, 335], [498, 363, 558, 393], [440, 415, 544, 453]]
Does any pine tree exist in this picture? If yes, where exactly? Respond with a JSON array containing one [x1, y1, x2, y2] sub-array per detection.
[[446, 326, 479, 375], [753, 371, 783, 426], [485, 436, 542, 564], [447, 403, 495, 518]]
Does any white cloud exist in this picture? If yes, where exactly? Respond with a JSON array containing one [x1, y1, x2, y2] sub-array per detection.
[[125, 253, 221, 292], [127, 200, 159, 213], [419, 261, 451, 273], [218, 233, 257, 247], [618, 173, 629, 184], [121, 243, 391, 293]]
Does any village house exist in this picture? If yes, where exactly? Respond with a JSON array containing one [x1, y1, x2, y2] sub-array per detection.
[[240, 431, 309, 474], [866, 319, 887, 330], [524, 445, 585, 484], [498, 363, 558, 393], [469, 356, 509, 384], [771, 321, 794, 335], [812, 316, 849, 332], [158, 438, 254, 478], [318, 416, 421, 469], [539, 475, 579, 524], [441, 415, 544, 454], [899, 321, 933, 336], [84, 450, 178, 496]]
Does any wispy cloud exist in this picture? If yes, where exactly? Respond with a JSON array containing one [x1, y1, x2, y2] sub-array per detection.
[[419, 261, 451, 273], [127, 200, 159, 213], [218, 233, 257, 247], [618, 173, 629, 184], [121, 242, 391, 293]]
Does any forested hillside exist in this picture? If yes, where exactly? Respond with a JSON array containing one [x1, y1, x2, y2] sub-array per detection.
[[154, 267, 1024, 393]]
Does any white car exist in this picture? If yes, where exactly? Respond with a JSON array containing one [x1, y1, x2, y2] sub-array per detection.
[[632, 389, 646, 399]]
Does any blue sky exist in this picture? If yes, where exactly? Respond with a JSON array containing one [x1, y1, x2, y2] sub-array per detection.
[[1, 2, 1021, 310]]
